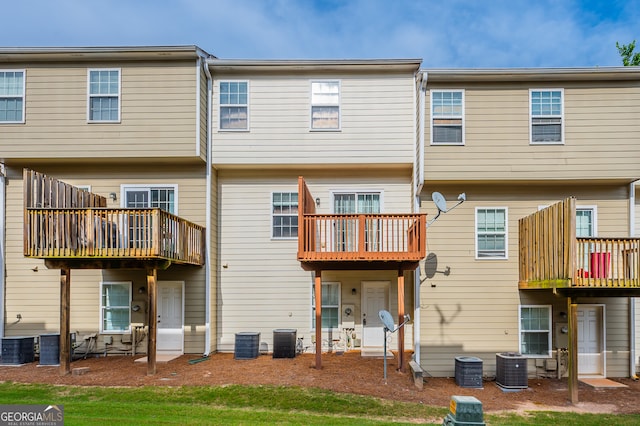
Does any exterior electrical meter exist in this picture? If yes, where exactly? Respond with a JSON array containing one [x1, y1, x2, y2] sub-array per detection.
[[442, 395, 485, 426]]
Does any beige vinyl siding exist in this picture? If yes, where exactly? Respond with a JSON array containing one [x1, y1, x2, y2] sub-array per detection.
[[3, 164, 208, 354], [418, 183, 631, 377], [213, 73, 415, 167], [209, 169, 218, 353], [217, 169, 413, 350], [3, 61, 201, 161], [198, 65, 208, 160], [425, 82, 640, 182]]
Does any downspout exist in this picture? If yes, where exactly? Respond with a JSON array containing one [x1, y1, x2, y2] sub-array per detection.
[[202, 59, 214, 356], [0, 163, 5, 351], [414, 71, 427, 362], [630, 181, 637, 377]]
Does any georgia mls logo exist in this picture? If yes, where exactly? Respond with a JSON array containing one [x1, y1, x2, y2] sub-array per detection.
[[0, 404, 64, 426]]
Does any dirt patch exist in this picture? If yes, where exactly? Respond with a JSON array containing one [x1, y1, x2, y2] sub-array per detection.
[[2, 352, 639, 414]]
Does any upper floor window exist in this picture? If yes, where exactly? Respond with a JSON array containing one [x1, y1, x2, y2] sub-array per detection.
[[272, 192, 298, 238], [431, 90, 464, 144], [0, 70, 25, 123], [88, 69, 120, 122], [123, 185, 177, 214], [530, 89, 563, 144], [476, 207, 507, 259], [220, 81, 248, 130], [311, 80, 340, 130], [101, 281, 131, 333]]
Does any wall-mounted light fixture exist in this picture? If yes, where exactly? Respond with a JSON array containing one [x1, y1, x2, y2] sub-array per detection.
[[109, 192, 117, 201], [315, 197, 321, 207], [138, 286, 146, 294], [351, 288, 357, 295]]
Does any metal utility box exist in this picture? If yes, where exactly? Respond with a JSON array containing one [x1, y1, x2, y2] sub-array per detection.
[[442, 395, 486, 426]]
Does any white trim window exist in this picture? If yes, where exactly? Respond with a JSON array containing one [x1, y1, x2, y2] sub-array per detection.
[[519, 305, 552, 357], [0, 70, 25, 123], [431, 90, 464, 144], [576, 206, 597, 238], [88, 69, 121, 122], [530, 89, 563, 144], [476, 207, 508, 259], [122, 185, 177, 214], [101, 282, 131, 333], [219, 81, 248, 130], [312, 282, 340, 330], [311, 80, 340, 130], [272, 192, 298, 239]]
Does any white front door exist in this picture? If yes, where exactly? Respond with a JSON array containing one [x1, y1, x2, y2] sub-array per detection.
[[578, 305, 605, 376], [157, 281, 184, 354], [361, 281, 389, 348]]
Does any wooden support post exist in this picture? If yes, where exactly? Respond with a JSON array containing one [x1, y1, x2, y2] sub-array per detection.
[[397, 269, 406, 372], [315, 271, 322, 370], [147, 268, 158, 376], [59, 268, 71, 375], [568, 296, 579, 404]]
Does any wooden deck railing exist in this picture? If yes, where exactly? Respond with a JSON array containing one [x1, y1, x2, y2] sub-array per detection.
[[298, 213, 426, 262], [297, 176, 426, 264], [574, 237, 640, 288], [25, 207, 205, 266], [519, 197, 640, 290]]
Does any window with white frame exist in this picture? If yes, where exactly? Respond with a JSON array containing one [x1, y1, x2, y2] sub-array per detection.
[[124, 186, 176, 214], [476, 207, 507, 259], [576, 207, 596, 237], [519, 305, 552, 357], [123, 185, 177, 250], [101, 282, 131, 333], [0, 70, 25, 123], [311, 80, 340, 130], [88, 69, 120, 122], [312, 282, 340, 329], [530, 89, 563, 143], [431, 90, 464, 144], [272, 192, 298, 238], [333, 192, 381, 251], [219, 81, 248, 130]]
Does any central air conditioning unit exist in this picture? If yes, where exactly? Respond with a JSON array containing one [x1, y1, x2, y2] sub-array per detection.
[[496, 352, 528, 389], [454, 356, 483, 388]]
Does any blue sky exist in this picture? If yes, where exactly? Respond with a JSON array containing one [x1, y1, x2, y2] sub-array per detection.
[[2, 0, 638, 67]]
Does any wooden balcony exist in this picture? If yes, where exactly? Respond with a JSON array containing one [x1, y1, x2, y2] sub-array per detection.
[[23, 169, 204, 269], [519, 197, 640, 296], [25, 207, 205, 268], [297, 177, 426, 271]]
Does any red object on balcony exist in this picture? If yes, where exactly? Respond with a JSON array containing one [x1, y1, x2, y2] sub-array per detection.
[[590, 252, 611, 278]]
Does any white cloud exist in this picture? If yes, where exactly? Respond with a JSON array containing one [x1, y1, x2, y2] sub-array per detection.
[[1, 0, 638, 67]]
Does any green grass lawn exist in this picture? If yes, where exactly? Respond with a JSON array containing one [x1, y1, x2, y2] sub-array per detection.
[[0, 382, 638, 425]]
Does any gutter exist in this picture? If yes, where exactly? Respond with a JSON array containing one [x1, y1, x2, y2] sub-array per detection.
[[202, 60, 214, 357], [0, 164, 5, 350], [631, 181, 637, 377]]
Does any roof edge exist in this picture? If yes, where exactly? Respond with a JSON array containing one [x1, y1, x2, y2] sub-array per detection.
[[0, 45, 216, 62]]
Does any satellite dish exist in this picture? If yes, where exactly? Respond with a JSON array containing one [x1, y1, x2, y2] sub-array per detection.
[[432, 192, 447, 212], [378, 310, 395, 331]]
